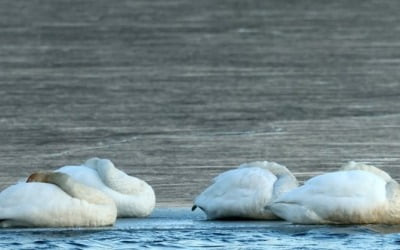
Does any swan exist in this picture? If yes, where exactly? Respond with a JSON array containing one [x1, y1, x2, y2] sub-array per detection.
[[56, 157, 155, 218], [0, 172, 117, 227], [269, 162, 400, 224], [192, 161, 298, 219]]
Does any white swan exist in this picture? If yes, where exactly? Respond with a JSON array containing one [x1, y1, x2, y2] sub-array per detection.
[[0, 172, 117, 227], [270, 162, 400, 224], [56, 158, 155, 218], [192, 161, 298, 219]]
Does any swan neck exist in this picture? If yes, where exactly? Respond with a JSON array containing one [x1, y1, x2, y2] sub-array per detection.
[[49, 173, 113, 205], [272, 174, 298, 200]]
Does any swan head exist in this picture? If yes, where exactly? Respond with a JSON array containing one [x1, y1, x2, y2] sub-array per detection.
[[84, 157, 102, 169], [84, 157, 115, 172], [84, 157, 112, 169], [27, 171, 68, 184]]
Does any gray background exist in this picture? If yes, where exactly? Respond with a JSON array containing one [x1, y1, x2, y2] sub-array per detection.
[[1, 0, 399, 204]]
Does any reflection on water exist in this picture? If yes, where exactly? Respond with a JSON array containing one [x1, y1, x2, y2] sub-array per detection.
[[1, 208, 399, 249]]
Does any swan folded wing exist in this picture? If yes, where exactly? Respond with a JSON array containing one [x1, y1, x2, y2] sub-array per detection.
[[340, 161, 393, 182], [271, 170, 388, 224], [215, 167, 277, 188], [0, 184, 63, 227], [239, 161, 292, 177], [238, 162, 298, 199], [194, 167, 277, 219], [202, 167, 276, 199], [0, 183, 116, 227], [197, 188, 262, 218]]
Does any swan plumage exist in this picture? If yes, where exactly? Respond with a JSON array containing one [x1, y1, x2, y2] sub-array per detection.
[[57, 158, 155, 218], [0, 172, 117, 227], [192, 161, 298, 219], [270, 162, 400, 224]]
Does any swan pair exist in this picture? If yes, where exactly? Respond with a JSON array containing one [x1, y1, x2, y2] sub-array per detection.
[[193, 161, 400, 224], [0, 158, 155, 227]]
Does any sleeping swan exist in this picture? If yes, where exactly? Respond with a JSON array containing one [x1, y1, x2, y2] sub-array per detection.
[[0, 172, 117, 227], [56, 158, 155, 218], [192, 161, 298, 219], [270, 162, 400, 224]]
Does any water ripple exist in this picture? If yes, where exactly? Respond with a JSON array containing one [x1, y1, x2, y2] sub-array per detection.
[[1, 209, 400, 249]]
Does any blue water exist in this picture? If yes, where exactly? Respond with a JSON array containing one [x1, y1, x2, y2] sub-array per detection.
[[1, 208, 400, 249]]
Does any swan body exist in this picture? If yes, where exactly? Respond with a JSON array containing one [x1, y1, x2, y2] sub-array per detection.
[[0, 172, 117, 227], [270, 162, 400, 224], [57, 158, 155, 218], [192, 161, 298, 219]]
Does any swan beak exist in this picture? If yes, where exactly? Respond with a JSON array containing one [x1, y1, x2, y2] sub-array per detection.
[[26, 172, 50, 183], [192, 205, 206, 213]]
